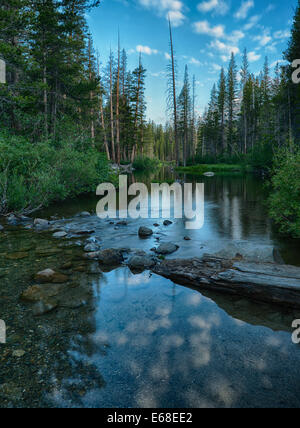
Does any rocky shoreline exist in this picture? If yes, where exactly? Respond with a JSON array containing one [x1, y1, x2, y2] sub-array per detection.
[[2, 212, 300, 313]]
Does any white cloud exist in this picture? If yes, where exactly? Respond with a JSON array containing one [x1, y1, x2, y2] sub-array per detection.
[[227, 30, 245, 44], [270, 59, 287, 68], [274, 30, 291, 39], [235, 1, 254, 20], [193, 20, 225, 38], [210, 40, 240, 58], [136, 45, 159, 55], [168, 10, 186, 26], [197, 0, 229, 16], [248, 51, 261, 62], [254, 32, 272, 46], [189, 57, 202, 66], [244, 15, 261, 30], [137, 0, 186, 27], [165, 52, 171, 60]]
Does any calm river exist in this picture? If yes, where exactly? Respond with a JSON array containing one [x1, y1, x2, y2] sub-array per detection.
[[0, 170, 300, 408]]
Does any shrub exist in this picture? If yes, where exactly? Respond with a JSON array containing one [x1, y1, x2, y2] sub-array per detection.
[[0, 132, 113, 214], [268, 148, 300, 238], [133, 157, 161, 171]]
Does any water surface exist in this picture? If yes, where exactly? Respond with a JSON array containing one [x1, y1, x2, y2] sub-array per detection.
[[0, 171, 300, 408]]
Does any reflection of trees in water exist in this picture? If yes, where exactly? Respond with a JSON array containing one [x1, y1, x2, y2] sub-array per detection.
[[203, 176, 272, 240]]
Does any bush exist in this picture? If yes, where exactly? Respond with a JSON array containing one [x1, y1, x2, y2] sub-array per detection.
[[133, 157, 161, 171], [0, 132, 113, 214], [268, 148, 300, 238]]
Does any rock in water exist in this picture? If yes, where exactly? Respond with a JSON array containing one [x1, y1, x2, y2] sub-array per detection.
[[32, 300, 58, 316], [53, 231, 67, 238], [34, 218, 50, 227], [21, 284, 66, 302], [163, 220, 173, 226], [84, 243, 101, 253], [128, 255, 156, 271], [214, 242, 280, 264], [76, 211, 91, 218], [34, 269, 68, 284], [138, 227, 153, 237], [97, 249, 124, 265], [156, 243, 179, 255]]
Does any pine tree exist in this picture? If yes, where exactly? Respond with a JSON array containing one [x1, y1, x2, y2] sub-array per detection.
[[226, 53, 238, 155], [217, 67, 226, 152]]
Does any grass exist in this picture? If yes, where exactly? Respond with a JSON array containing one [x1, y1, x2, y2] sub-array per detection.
[[175, 164, 253, 175]]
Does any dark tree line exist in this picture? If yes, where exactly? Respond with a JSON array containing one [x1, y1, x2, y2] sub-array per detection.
[[198, 1, 300, 165], [0, 0, 150, 163], [1, 0, 299, 168]]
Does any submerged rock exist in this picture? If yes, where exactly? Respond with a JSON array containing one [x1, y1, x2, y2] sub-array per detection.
[[163, 220, 173, 226], [138, 226, 153, 237], [21, 284, 66, 302], [5, 252, 29, 260], [34, 269, 69, 284], [213, 242, 281, 264], [32, 300, 58, 316], [156, 242, 179, 255], [12, 350, 26, 358]]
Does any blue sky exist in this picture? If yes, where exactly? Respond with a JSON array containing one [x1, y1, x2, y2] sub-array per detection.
[[87, 0, 297, 123]]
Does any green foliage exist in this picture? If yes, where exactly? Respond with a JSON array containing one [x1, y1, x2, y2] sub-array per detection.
[[176, 164, 250, 175], [132, 157, 162, 171], [246, 143, 274, 171], [0, 132, 113, 214], [268, 148, 300, 238]]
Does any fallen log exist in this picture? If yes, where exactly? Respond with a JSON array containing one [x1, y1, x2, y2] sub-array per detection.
[[152, 256, 300, 309]]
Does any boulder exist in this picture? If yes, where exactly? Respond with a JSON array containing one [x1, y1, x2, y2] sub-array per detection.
[[97, 249, 124, 265], [128, 255, 156, 271], [156, 242, 179, 255], [163, 220, 173, 226], [138, 226, 153, 237]]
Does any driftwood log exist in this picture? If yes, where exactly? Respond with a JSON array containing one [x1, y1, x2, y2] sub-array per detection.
[[153, 256, 300, 309]]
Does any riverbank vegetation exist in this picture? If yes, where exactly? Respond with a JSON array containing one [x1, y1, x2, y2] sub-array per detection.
[[268, 148, 300, 238], [0, 132, 112, 214]]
